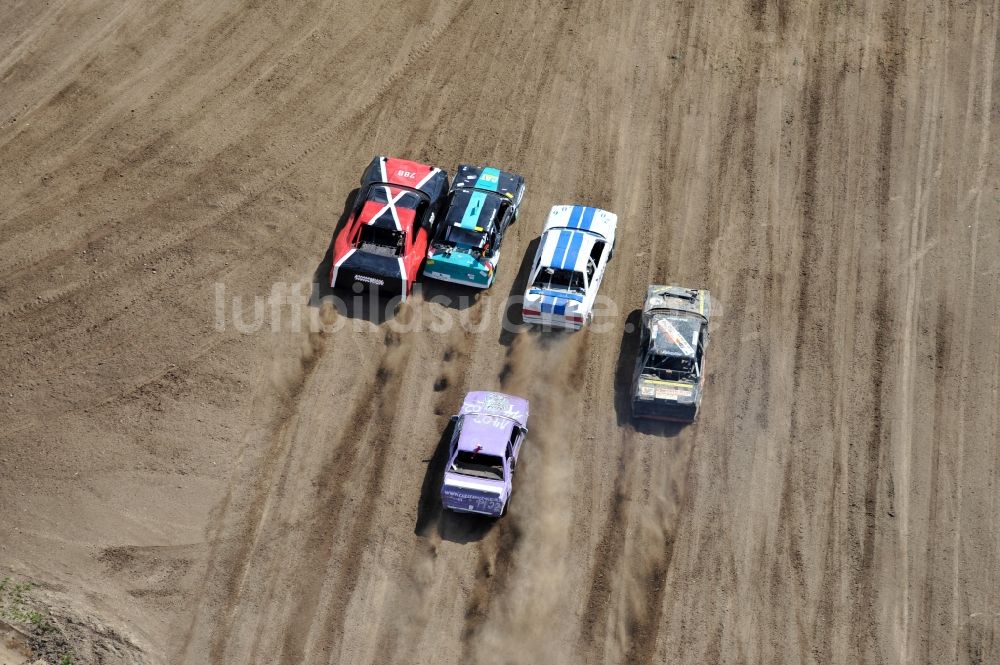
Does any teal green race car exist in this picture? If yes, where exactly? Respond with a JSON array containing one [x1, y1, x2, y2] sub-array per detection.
[[423, 165, 526, 288]]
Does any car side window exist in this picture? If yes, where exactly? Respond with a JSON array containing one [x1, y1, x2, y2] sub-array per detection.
[[416, 200, 430, 229], [590, 241, 605, 265], [450, 417, 463, 452]]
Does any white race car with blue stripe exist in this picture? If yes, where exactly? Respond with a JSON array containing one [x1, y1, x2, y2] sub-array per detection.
[[521, 205, 617, 330]]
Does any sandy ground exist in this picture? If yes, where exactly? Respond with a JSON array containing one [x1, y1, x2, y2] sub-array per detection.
[[1, 0, 998, 663]]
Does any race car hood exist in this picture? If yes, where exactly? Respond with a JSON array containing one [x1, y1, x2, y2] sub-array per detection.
[[543, 204, 617, 240], [364, 156, 448, 200], [452, 164, 525, 203], [644, 285, 710, 322], [330, 249, 406, 296]]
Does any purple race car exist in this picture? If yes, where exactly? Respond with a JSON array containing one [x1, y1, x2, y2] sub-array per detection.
[[441, 391, 529, 517]]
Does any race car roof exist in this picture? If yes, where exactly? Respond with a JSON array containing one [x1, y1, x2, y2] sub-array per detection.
[[459, 391, 528, 424], [538, 227, 600, 273], [542, 204, 617, 240], [457, 391, 528, 456], [457, 417, 513, 457], [444, 188, 502, 232], [648, 313, 701, 358], [452, 164, 524, 200], [356, 185, 422, 230]]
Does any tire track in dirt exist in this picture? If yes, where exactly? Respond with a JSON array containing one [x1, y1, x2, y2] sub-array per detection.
[[273, 329, 412, 665], [626, 32, 767, 665], [170, 328, 328, 663], [458, 523, 522, 663], [365, 335, 477, 664], [812, 53, 866, 665], [0, 0, 473, 321], [213, 328, 388, 662], [7, 2, 1000, 664], [616, 17, 763, 659], [748, 0, 789, 38], [849, 3, 906, 661], [0, 6, 229, 233], [920, 300, 951, 663], [622, 538, 673, 665], [893, 7, 948, 655], [3, 333, 227, 439], [948, 5, 997, 661], [777, 5, 832, 654], [544, 2, 704, 654], [0, 0, 341, 244], [580, 438, 632, 652]]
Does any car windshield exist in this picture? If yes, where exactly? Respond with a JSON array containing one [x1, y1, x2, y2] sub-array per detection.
[[355, 224, 405, 257], [451, 450, 504, 481], [365, 184, 423, 210], [642, 351, 697, 381], [440, 225, 486, 249], [533, 267, 585, 294]]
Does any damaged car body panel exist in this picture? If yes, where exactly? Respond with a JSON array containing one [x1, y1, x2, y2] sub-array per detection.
[[631, 285, 711, 423]]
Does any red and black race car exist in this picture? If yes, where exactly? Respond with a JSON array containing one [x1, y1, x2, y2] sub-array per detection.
[[330, 156, 449, 299]]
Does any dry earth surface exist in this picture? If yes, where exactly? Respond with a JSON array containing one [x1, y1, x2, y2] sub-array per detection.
[[1, 0, 998, 663]]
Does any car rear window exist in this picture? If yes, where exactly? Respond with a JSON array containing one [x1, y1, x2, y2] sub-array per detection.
[[452, 450, 504, 481]]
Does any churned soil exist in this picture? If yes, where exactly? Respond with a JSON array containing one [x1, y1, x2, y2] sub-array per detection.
[[1, 1, 997, 663]]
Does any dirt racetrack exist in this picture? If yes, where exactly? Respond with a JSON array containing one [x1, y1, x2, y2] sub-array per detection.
[[1, 0, 999, 663]]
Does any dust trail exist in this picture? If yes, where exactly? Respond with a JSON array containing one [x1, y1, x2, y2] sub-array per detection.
[[614, 479, 681, 664], [467, 332, 586, 665]]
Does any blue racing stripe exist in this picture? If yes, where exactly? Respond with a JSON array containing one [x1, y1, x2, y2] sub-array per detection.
[[579, 206, 596, 230], [550, 229, 573, 269], [560, 232, 585, 270], [566, 206, 584, 229], [474, 167, 501, 192], [460, 191, 487, 230]]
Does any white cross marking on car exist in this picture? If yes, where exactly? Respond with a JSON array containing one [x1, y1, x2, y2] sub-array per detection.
[[366, 158, 440, 231]]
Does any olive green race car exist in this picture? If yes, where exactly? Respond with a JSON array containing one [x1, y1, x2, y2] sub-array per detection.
[[630, 285, 710, 422]]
